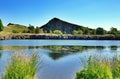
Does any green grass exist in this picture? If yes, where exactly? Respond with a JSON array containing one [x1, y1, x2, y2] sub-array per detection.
[[3, 24, 28, 33], [0, 24, 28, 36], [76, 54, 120, 79], [2, 52, 39, 79]]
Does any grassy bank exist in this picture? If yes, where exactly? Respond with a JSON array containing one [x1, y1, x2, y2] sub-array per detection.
[[76, 55, 120, 79], [2, 52, 39, 79]]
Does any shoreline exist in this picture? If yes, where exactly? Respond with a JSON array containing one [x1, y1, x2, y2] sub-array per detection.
[[0, 34, 120, 40]]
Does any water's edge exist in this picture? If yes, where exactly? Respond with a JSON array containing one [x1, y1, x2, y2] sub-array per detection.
[[0, 34, 120, 40]]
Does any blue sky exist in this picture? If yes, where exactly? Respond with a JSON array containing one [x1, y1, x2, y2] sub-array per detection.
[[0, 0, 120, 30]]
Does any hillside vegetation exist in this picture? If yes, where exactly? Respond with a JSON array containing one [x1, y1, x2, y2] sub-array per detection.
[[0, 18, 120, 36], [3, 23, 28, 33]]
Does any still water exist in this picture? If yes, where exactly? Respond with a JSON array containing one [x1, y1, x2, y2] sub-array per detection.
[[0, 40, 120, 79]]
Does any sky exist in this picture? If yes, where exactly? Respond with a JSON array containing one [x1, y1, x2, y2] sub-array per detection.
[[0, 0, 120, 30]]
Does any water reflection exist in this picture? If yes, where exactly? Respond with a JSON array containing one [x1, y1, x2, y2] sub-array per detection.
[[0, 45, 120, 79], [48, 52, 69, 60], [40, 46, 106, 53], [0, 46, 27, 50], [0, 46, 106, 52], [0, 52, 2, 59], [0, 45, 119, 52], [109, 46, 119, 50]]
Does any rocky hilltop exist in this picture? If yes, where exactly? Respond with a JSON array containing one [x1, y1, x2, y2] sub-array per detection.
[[40, 18, 92, 34]]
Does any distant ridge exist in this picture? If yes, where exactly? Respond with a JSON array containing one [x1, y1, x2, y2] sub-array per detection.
[[40, 18, 92, 34]]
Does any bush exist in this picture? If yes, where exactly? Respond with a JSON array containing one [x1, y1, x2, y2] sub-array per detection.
[[53, 30, 62, 34], [22, 30, 28, 33], [73, 30, 83, 35], [2, 52, 39, 79], [12, 30, 19, 33]]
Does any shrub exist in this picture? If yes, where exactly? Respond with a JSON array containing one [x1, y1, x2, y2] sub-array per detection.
[[73, 30, 83, 35], [2, 52, 39, 79], [53, 30, 62, 34], [22, 30, 28, 33], [12, 30, 19, 33]]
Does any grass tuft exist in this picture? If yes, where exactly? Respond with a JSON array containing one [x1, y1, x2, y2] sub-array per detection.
[[2, 52, 39, 79], [76, 54, 120, 79]]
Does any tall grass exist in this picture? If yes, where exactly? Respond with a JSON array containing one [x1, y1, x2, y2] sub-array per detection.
[[2, 52, 39, 79], [76, 54, 120, 79], [110, 55, 120, 78]]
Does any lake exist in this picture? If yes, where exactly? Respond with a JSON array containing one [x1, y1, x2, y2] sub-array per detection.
[[0, 40, 120, 79]]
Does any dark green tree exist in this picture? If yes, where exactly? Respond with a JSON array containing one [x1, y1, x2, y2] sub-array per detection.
[[0, 19, 4, 31], [28, 24, 35, 33], [109, 27, 118, 35], [35, 27, 40, 34], [96, 27, 105, 35], [91, 29, 96, 35], [84, 27, 90, 34]]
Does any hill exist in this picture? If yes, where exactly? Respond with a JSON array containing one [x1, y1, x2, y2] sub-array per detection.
[[3, 23, 28, 33], [40, 18, 93, 34]]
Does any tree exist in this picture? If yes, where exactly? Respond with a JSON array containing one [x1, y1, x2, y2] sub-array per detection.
[[53, 30, 62, 34], [35, 27, 40, 34], [0, 19, 4, 31], [28, 24, 35, 33], [91, 29, 96, 35], [96, 27, 105, 35], [109, 27, 118, 35], [84, 27, 90, 34]]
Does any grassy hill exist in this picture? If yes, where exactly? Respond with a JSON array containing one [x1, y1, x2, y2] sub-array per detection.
[[3, 23, 28, 33]]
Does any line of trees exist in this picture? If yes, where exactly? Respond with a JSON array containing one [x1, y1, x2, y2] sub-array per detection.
[[23, 24, 40, 34], [73, 27, 120, 36], [25, 26, 120, 35]]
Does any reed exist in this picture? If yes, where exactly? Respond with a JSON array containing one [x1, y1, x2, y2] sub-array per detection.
[[2, 52, 39, 79], [76, 54, 120, 79]]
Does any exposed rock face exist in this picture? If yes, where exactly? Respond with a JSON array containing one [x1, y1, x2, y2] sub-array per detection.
[[40, 18, 88, 34]]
